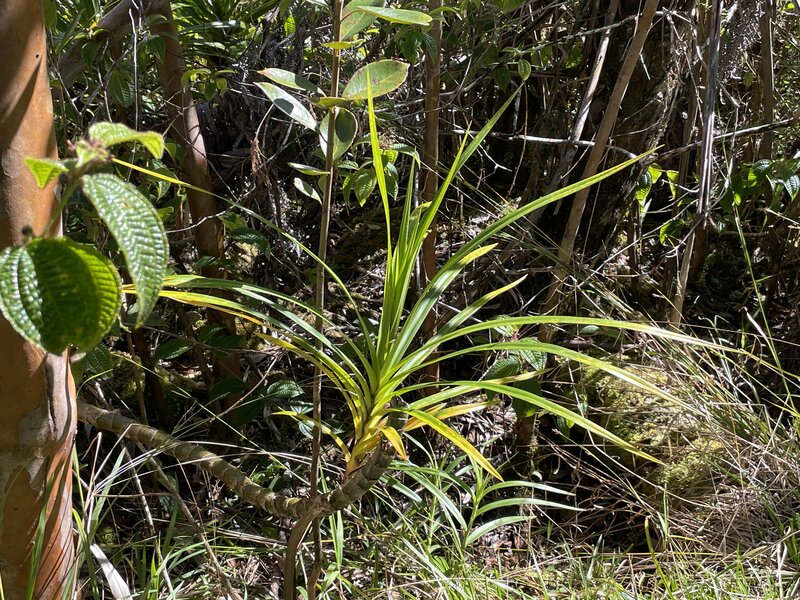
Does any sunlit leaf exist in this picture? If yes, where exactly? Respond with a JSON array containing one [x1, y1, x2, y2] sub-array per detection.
[[255, 82, 318, 131], [81, 173, 168, 326], [89, 122, 165, 159], [0, 238, 120, 353], [340, 0, 384, 40], [342, 60, 409, 100], [258, 68, 323, 95], [352, 6, 432, 25]]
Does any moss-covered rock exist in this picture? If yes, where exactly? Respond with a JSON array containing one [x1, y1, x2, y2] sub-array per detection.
[[579, 363, 721, 498]]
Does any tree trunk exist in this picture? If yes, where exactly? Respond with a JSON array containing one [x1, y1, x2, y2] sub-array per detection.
[[0, 2, 76, 599]]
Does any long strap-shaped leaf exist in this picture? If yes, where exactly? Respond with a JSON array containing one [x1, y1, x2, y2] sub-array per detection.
[[77, 402, 394, 519]]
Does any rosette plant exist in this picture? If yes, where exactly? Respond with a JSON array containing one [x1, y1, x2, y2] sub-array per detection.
[[156, 87, 673, 478]]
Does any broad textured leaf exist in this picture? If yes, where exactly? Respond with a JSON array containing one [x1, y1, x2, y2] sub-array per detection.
[[518, 58, 532, 81], [81, 173, 168, 326], [89, 122, 165, 159], [352, 6, 432, 25], [517, 348, 547, 370], [268, 379, 304, 399], [108, 70, 134, 108], [81, 343, 114, 375], [319, 108, 358, 162], [342, 60, 409, 100], [0, 238, 121, 353], [785, 174, 800, 201], [340, 0, 384, 40], [25, 158, 68, 189], [352, 167, 377, 206], [483, 356, 520, 401], [255, 82, 317, 131], [153, 338, 193, 361], [511, 379, 541, 419], [258, 68, 323, 95]]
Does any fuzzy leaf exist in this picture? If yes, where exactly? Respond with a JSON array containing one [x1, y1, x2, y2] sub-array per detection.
[[88, 122, 164, 159], [0, 238, 121, 353], [482, 356, 520, 401], [25, 158, 68, 189], [268, 379, 304, 399], [81, 173, 168, 326]]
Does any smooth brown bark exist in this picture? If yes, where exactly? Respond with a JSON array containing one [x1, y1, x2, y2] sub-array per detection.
[[0, 2, 76, 599]]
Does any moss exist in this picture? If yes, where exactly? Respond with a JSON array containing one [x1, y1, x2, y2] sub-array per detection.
[[110, 354, 142, 403], [578, 362, 722, 500], [659, 438, 725, 494]]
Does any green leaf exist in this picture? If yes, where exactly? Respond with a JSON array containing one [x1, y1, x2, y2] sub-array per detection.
[[342, 60, 409, 100], [401, 408, 502, 479], [322, 40, 364, 50], [294, 177, 322, 202], [319, 108, 358, 162], [230, 227, 271, 255], [493, 66, 511, 90], [483, 356, 520, 401], [267, 379, 304, 399], [352, 6, 432, 25], [517, 348, 547, 370], [464, 516, 537, 547], [81, 173, 169, 326], [25, 158, 68, 189], [340, 0, 384, 40], [0, 238, 121, 353], [88, 122, 165, 159], [518, 58, 532, 81], [80, 343, 114, 376], [496, 0, 527, 12], [288, 162, 330, 176], [153, 338, 193, 361], [210, 377, 247, 403], [579, 325, 600, 336], [258, 68, 323, 95], [511, 379, 541, 419], [108, 69, 134, 108], [351, 167, 378, 206], [314, 96, 349, 109], [255, 82, 317, 131]]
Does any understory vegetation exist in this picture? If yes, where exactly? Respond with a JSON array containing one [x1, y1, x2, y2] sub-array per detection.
[[7, 0, 800, 597]]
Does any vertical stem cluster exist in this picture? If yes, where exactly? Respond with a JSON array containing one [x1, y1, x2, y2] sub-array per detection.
[[538, 0, 659, 341], [420, 0, 443, 389], [292, 2, 344, 597], [670, 0, 721, 325]]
